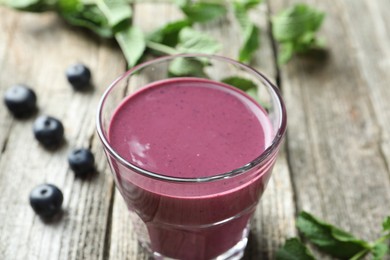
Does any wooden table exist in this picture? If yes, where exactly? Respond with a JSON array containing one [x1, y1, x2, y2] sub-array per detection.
[[1, 1, 389, 259]]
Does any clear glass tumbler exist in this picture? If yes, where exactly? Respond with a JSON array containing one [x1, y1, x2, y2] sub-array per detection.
[[96, 54, 287, 260]]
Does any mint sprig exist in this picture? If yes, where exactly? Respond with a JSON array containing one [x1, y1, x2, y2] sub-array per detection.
[[60, 3, 114, 38], [222, 76, 257, 92], [95, 0, 132, 33], [168, 58, 208, 78], [272, 3, 325, 64], [372, 243, 389, 260], [233, 0, 262, 63], [221, 76, 271, 110], [166, 27, 221, 76], [1, 0, 327, 66], [176, 27, 221, 55], [279, 212, 390, 260], [178, 1, 227, 24], [297, 211, 371, 258], [222, 76, 259, 103], [383, 216, 390, 231], [276, 238, 315, 260], [115, 26, 145, 67], [147, 19, 191, 49], [3, 0, 54, 12]]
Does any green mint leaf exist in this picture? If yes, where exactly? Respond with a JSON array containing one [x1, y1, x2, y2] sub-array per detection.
[[3, 0, 40, 9], [278, 42, 294, 64], [222, 76, 268, 107], [233, 2, 260, 63], [3, 0, 53, 12], [234, 2, 250, 34], [272, 3, 325, 64], [172, 0, 187, 8], [272, 3, 324, 41], [180, 2, 227, 23], [168, 57, 208, 78], [115, 26, 146, 67], [177, 27, 221, 54], [62, 4, 114, 38], [276, 238, 315, 260], [234, 0, 262, 10], [58, 0, 81, 13], [222, 76, 257, 91], [245, 88, 262, 105], [239, 24, 260, 63], [297, 211, 371, 259], [147, 19, 191, 47], [246, 88, 270, 110], [382, 216, 390, 232], [372, 243, 389, 260], [95, 0, 132, 33]]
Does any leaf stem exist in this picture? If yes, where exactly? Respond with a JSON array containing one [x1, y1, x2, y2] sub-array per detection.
[[146, 41, 178, 55], [374, 232, 390, 244], [349, 232, 390, 260], [349, 248, 370, 260], [95, 0, 112, 23]]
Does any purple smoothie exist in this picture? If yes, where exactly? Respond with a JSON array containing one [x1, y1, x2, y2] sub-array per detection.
[[107, 78, 275, 259]]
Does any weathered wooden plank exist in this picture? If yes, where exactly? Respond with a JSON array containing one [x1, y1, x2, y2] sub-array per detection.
[[0, 7, 126, 260], [341, 0, 390, 183], [108, 3, 296, 260], [0, 8, 18, 155], [269, 0, 390, 246]]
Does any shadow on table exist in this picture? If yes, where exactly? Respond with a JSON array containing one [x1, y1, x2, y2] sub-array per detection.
[[242, 231, 265, 260]]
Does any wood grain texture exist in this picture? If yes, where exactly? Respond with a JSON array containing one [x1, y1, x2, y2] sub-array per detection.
[[269, 0, 390, 245], [341, 0, 390, 181], [0, 7, 126, 260], [0, 8, 17, 154]]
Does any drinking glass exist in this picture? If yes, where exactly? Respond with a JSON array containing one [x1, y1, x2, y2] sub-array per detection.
[[96, 54, 287, 260]]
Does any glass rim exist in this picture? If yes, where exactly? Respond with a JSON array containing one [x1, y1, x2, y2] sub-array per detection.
[[96, 53, 287, 183]]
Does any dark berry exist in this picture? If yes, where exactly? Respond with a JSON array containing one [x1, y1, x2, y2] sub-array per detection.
[[29, 184, 63, 219], [66, 63, 91, 90], [3, 84, 37, 118], [68, 148, 95, 177], [33, 115, 64, 148]]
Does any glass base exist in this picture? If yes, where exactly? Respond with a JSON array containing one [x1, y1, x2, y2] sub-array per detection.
[[149, 224, 250, 260]]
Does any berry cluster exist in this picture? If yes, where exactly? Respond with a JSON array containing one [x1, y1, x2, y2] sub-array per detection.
[[3, 63, 96, 221]]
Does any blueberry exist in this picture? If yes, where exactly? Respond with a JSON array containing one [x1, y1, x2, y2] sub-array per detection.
[[66, 63, 91, 90], [68, 148, 95, 177], [3, 84, 37, 118], [33, 115, 64, 148], [29, 184, 63, 219]]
